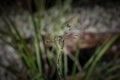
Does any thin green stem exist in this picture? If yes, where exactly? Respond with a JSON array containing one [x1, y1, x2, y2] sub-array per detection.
[[84, 34, 120, 80]]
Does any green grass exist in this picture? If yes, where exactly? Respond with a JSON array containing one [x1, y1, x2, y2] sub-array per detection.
[[0, 0, 120, 80]]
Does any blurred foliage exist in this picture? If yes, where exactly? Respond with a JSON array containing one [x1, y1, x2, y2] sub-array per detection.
[[0, 0, 120, 80]]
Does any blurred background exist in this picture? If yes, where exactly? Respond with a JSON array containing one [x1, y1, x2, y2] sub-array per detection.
[[0, 0, 120, 80]]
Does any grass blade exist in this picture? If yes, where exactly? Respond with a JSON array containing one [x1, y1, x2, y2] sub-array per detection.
[[84, 34, 120, 80]]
